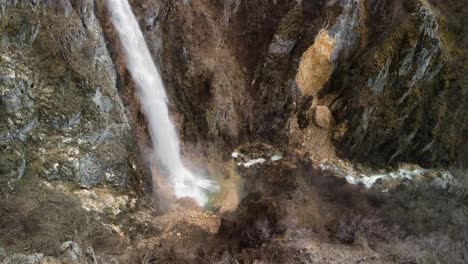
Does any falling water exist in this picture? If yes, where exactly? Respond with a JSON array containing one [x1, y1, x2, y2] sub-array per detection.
[[107, 0, 218, 206]]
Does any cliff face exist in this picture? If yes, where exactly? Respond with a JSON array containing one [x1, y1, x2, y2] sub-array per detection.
[[128, 0, 252, 148], [0, 1, 149, 260], [330, 0, 467, 169], [0, 0, 467, 263], [128, 0, 466, 169], [0, 1, 145, 191], [1, 0, 464, 196]]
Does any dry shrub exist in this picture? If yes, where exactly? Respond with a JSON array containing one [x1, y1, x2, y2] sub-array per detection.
[[255, 156, 467, 264], [128, 155, 467, 264], [331, 213, 401, 246], [364, 0, 415, 41], [197, 249, 234, 264], [123, 247, 159, 264], [382, 234, 468, 264], [0, 179, 122, 256]]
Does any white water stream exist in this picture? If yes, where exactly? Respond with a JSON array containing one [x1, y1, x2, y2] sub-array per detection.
[[107, 0, 217, 206]]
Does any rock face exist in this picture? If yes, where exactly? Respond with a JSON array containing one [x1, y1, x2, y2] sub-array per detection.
[[0, 1, 139, 191], [330, 0, 467, 168], [0, 0, 467, 263], [0, 1, 463, 188], [127, 0, 466, 169], [128, 0, 253, 147]]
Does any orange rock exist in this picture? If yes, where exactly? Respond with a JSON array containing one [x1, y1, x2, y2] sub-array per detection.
[[314, 106, 335, 130], [295, 29, 336, 96]]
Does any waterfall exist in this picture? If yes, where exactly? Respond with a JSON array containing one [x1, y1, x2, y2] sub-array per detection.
[[107, 0, 218, 206]]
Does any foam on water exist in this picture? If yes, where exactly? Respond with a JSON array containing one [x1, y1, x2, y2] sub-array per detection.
[[319, 163, 454, 190], [239, 158, 266, 168], [107, 0, 218, 206]]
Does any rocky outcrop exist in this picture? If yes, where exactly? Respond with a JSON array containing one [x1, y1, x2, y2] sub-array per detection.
[[296, 29, 336, 96], [0, 1, 140, 191], [0, 1, 466, 263], [128, 0, 254, 148], [330, 0, 467, 168], [0, 2, 149, 260], [296, 0, 364, 96], [125, 0, 466, 170], [2, 1, 461, 190]]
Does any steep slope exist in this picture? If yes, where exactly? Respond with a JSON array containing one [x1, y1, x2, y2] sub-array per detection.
[[0, 0, 466, 263], [129, 0, 466, 170], [0, 1, 147, 261], [330, 0, 468, 169], [0, 0, 140, 190]]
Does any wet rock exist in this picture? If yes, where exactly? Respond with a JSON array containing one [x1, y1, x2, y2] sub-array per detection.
[[145, 11, 157, 31], [175, 197, 200, 210]]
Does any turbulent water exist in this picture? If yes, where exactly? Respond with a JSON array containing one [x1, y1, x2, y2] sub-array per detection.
[[107, 0, 217, 205]]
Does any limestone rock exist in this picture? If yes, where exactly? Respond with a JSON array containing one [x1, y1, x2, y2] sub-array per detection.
[[0, 1, 137, 188], [314, 106, 335, 130], [296, 30, 336, 96], [2, 254, 43, 264], [60, 241, 83, 262], [331, 3, 467, 167], [85, 247, 97, 264], [0, 0, 466, 263], [295, 0, 363, 96]]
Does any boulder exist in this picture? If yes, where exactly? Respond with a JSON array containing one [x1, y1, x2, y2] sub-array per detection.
[[314, 106, 335, 130], [60, 241, 83, 262]]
